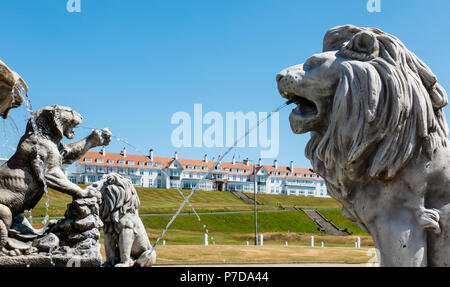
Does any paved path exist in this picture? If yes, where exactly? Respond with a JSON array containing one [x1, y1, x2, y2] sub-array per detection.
[[33, 209, 288, 220]]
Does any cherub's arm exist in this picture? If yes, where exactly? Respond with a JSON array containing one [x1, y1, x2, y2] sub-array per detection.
[[60, 128, 111, 164]]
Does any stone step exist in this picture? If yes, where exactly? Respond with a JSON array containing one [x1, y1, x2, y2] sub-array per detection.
[[301, 209, 351, 236]]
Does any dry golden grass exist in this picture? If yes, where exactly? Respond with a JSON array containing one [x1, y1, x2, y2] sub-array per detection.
[[153, 245, 373, 264], [98, 243, 374, 264]]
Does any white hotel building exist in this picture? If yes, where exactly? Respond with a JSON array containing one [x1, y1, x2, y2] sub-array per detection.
[[69, 148, 329, 198]]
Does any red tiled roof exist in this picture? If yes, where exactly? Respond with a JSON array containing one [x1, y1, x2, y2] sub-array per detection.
[[78, 151, 322, 180]]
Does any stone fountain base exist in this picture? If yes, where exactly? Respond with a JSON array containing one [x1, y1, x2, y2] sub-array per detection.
[[0, 250, 102, 267], [0, 196, 103, 267]]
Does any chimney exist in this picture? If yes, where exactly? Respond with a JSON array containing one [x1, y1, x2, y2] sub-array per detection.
[[120, 147, 127, 157], [273, 159, 278, 169], [232, 156, 236, 165], [174, 151, 178, 160], [100, 147, 106, 156], [204, 154, 208, 163], [244, 158, 249, 166], [149, 149, 154, 161], [258, 158, 262, 166], [290, 161, 294, 171]]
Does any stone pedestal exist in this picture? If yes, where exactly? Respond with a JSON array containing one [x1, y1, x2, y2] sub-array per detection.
[[0, 197, 103, 267]]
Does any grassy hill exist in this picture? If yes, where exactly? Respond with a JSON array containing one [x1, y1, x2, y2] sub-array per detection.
[[30, 186, 370, 246]]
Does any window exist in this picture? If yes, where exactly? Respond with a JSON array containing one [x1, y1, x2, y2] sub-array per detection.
[[107, 159, 114, 164], [118, 160, 125, 164], [138, 161, 145, 166], [95, 158, 103, 163], [127, 160, 134, 165], [146, 162, 152, 166], [84, 157, 92, 162]]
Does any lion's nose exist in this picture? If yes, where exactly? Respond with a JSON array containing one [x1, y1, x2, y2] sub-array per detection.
[[276, 72, 286, 83]]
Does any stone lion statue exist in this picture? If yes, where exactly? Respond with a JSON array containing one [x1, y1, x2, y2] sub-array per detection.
[[0, 59, 27, 118], [87, 173, 156, 267], [277, 25, 449, 266], [0, 105, 111, 253]]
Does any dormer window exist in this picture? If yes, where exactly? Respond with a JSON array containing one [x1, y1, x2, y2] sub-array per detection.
[[107, 159, 114, 164], [84, 157, 92, 162], [127, 160, 134, 165], [95, 158, 103, 163], [118, 160, 125, 165]]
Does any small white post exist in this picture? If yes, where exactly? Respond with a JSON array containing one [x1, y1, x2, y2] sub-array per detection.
[[310, 236, 314, 247], [204, 233, 208, 246], [285, 241, 288, 247], [260, 234, 264, 246], [246, 241, 249, 246], [321, 242, 324, 247], [357, 237, 361, 248], [163, 240, 166, 246], [355, 242, 358, 248]]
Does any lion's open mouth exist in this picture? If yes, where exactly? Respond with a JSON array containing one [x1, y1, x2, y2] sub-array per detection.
[[292, 96, 318, 118], [64, 123, 79, 139]]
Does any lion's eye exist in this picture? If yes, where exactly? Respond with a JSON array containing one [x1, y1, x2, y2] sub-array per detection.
[[304, 57, 326, 70]]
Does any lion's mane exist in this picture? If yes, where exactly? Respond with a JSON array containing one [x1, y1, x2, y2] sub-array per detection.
[[99, 173, 140, 234], [306, 25, 449, 198]]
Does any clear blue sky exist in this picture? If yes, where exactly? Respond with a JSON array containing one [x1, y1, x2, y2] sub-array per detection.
[[0, 0, 449, 169]]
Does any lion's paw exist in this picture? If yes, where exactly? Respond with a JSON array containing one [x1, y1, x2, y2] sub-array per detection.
[[419, 208, 441, 234], [114, 260, 134, 268]]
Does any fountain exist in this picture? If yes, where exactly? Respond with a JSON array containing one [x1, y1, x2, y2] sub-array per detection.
[[0, 58, 293, 267], [0, 75, 112, 267]]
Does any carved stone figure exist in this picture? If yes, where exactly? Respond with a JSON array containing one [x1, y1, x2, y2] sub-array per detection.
[[87, 173, 156, 267], [0, 59, 27, 118], [0, 105, 111, 265], [277, 25, 449, 266]]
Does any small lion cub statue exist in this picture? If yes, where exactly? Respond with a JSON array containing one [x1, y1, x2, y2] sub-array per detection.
[[86, 173, 156, 267]]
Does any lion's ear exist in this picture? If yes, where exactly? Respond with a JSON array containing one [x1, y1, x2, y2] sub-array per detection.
[[341, 31, 379, 61]]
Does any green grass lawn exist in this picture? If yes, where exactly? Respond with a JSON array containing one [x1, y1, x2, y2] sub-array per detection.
[[31, 186, 276, 217], [30, 185, 370, 245], [245, 192, 342, 209]]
